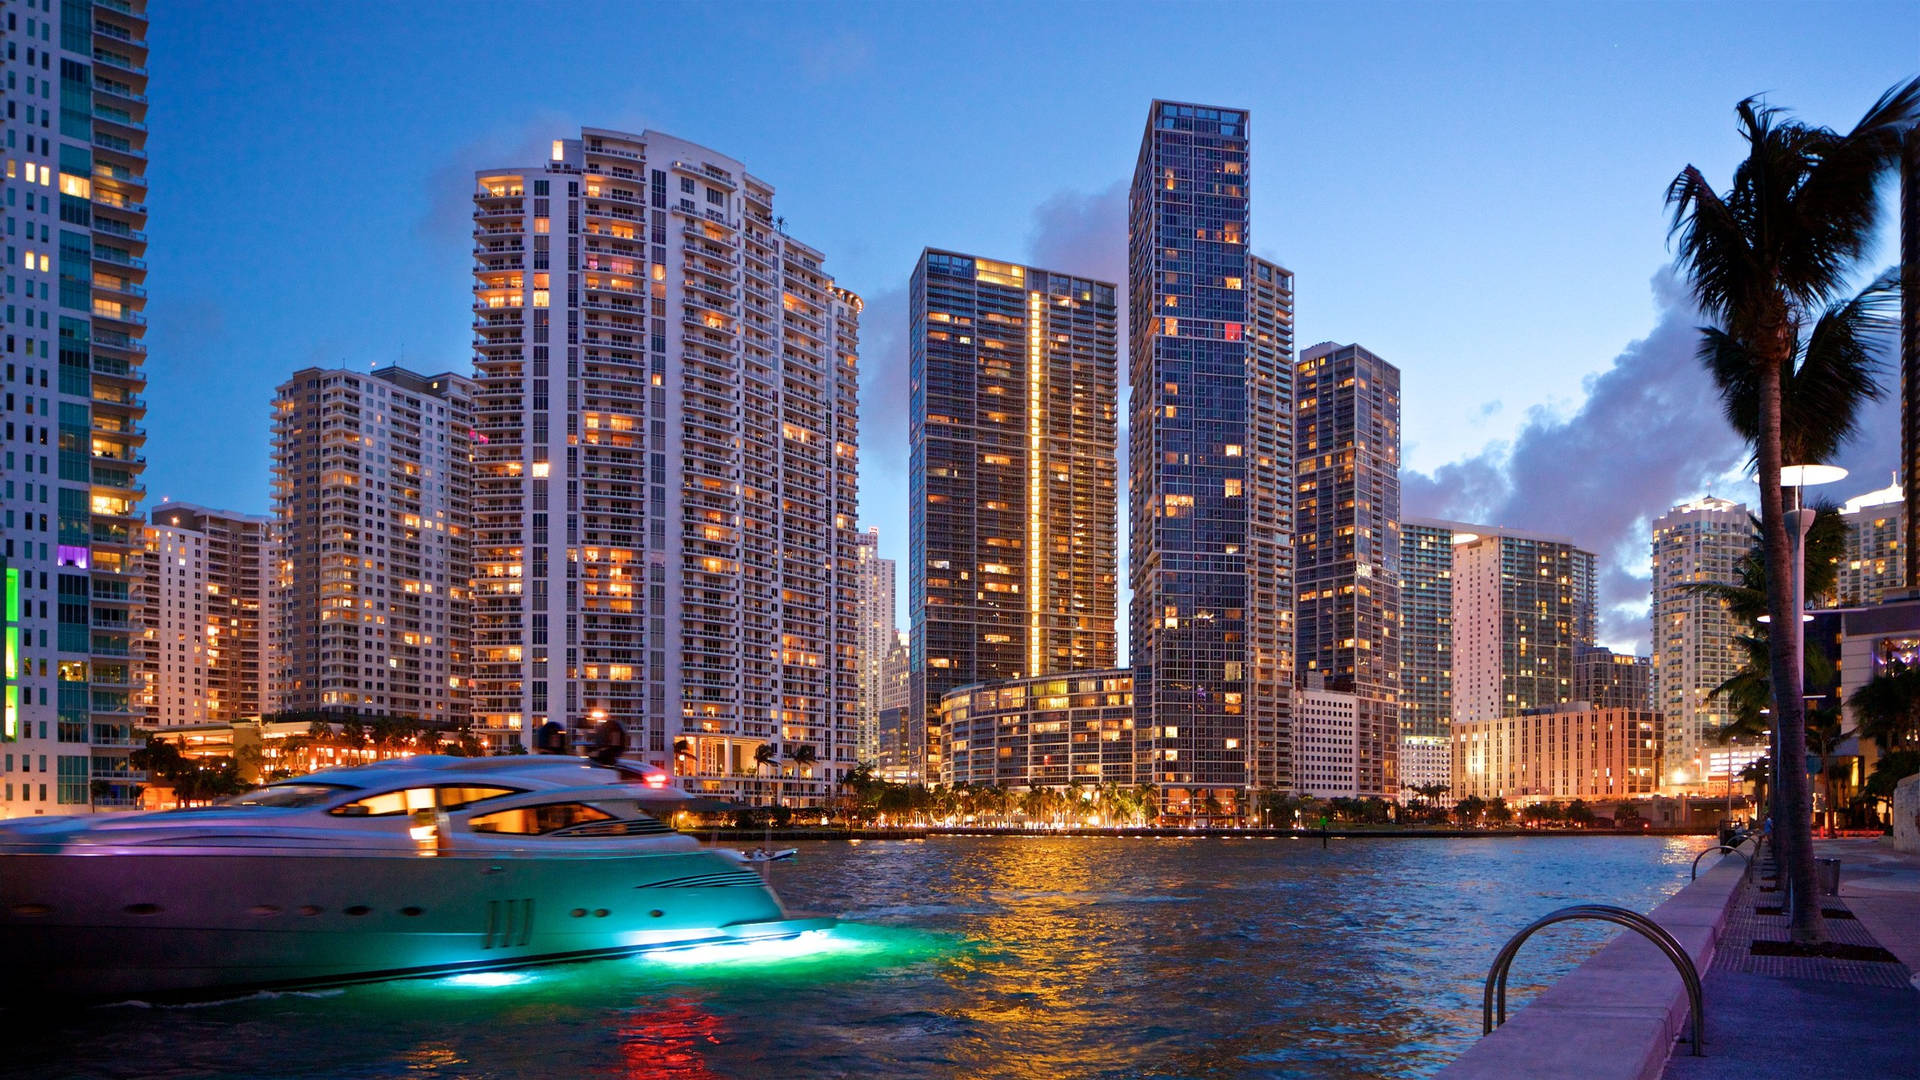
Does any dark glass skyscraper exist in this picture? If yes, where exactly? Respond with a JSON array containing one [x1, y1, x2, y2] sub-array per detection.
[[909, 250, 1120, 781], [1294, 342, 1400, 796], [1129, 102, 1293, 818], [1400, 518, 1457, 739]]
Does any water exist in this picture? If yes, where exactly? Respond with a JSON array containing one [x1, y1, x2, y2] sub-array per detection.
[[4, 835, 1717, 1080]]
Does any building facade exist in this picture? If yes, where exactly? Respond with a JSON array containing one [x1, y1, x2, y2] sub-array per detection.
[[1400, 519, 1456, 739], [1451, 525, 1596, 724], [941, 670, 1134, 791], [269, 366, 473, 726], [853, 527, 895, 764], [1, 0, 150, 815], [1574, 645, 1652, 711], [908, 249, 1119, 784], [1649, 497, 1755, 786], [877, 630, 912, 781], [1399, 733, 1451, 795], [1294, 341, 1400, 797], [1129, 101, 1295, 819], [1452, 706, 1663, 805], [468, 130, 862, 806], [140, 504, 275, 727], [1835, 482, 1905, 607], [1293, 683, 1358, 799]]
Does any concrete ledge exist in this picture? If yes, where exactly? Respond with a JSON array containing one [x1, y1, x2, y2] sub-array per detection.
[[1437, 854, 1747, 1080]]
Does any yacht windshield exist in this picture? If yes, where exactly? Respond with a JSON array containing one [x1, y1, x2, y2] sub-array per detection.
[[223, 783, 355, 809]]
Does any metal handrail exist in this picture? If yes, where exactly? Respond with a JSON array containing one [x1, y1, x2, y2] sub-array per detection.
[[1691, 844, 1750, 880], [1483, 904, 1704, 1056]]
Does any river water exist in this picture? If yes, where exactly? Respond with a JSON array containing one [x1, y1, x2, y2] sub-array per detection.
[[6, 834, 1716, 1079]]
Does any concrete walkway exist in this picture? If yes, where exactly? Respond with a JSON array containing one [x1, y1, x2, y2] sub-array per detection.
[[1661, 837, 1920, 1079]]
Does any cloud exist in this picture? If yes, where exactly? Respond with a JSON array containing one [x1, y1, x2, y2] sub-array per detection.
[[1404, 269, 1752, 652], [419, 111, 582, 244], [798, 31, 876, 85]]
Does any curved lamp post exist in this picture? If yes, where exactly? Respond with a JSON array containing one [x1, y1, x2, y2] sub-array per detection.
[[1771, 464, 1846, 839]]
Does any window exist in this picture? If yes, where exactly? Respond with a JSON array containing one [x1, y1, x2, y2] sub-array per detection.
[[224, 783, 353, 809], [330, 785, 521, 817], [469, 802, 615, 835]]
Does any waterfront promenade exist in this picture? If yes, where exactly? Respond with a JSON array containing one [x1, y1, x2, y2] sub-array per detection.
[[1662, 838, 1920, 1080]]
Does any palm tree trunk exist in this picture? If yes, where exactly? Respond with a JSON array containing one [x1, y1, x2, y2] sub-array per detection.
[[1757, 347, 1826, 943]]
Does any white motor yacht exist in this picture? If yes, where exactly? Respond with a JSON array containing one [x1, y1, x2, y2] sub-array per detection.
[[0, 755, 827, 1003]]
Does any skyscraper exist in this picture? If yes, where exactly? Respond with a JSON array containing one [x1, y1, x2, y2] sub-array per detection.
[[854, 527, 895, 764], [1400, 518, 1456, 739], [269, 366, 473, 726], [140, 504, 276, 727], [1294, 341, 1400, 797], [1574, 644, 1652, 710], [1129, 101, 1294, 818], [1, 1, 150, 816], [1650, 496, 1756, 785], [908, 249, 1119, 782], [1834, 481, 1904, 607], [469, 131, 861, 806], [1451, 525, 1596, 724], [1900, 128, 1918, 588]]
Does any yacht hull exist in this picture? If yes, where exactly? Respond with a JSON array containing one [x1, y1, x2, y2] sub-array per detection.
[[0, 848, 804, 1003]]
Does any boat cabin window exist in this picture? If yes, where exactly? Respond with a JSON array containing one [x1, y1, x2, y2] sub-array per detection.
[[468, 802, 615, 835], [330, 785, 522, 818], [224, 783, 354, 809]]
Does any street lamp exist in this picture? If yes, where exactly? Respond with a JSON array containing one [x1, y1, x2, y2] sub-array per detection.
[[1773, 463, 1845, 839]]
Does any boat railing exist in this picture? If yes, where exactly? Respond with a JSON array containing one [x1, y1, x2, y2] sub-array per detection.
[[1482, 903, 1704, 1057]]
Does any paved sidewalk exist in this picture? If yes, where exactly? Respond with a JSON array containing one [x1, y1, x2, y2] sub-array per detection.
[[1662, 838, 1920, 1079]]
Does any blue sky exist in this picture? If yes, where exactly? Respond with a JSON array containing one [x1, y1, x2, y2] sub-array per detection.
[[141, 2, 1916, 650]]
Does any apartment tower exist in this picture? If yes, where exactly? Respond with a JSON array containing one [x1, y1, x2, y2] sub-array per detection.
[[1129, 101, 1295, 818], [140, 504, 275, 726], [1400, 518, 1456, 738], [0, 1, 149, 815], [269, 366, 473, 725], [908, 249, 1119, 782], [1451, 525, 1596, 724], [1834, 481, 1904, 607], [853, 527, 895, 764], [1650, 496, 1755, 786], [1573, 644, 1652, 711], [1294, 341, 1400, 797], [469, 130, 861, 806]]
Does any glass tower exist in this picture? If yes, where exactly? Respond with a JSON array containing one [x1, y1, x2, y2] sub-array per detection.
[[1294, 341, 1400, 796], [1129, 102, 1293, 818], [2, 1, 150, 815], [1399, 518, 1457, 739], [909, 249, 1119, 782]]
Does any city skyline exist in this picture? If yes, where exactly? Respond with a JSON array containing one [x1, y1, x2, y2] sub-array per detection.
[[133, 3, 1915, 656]]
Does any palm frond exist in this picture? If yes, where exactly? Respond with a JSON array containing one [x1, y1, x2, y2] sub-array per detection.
[[1783, 267, 1900, 462], [1784, 77, 1920, 308]]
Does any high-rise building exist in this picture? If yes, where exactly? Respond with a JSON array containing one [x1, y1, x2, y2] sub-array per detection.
[[877, 630, 912, 781], [1400, 518, 1456, 738], [853, 527, 895, 765], [1294, 341, 1400, 797], [140, 504, 275, 727], [1, 1, 150, 816], [1451, 525, 1596, 724], [469, 130, 861, 806], [908, 248, 1119, 783], [1900, 128, 1918, 588], [1834, 481, 1905, 607], [1294, 679, 1358, 799], [1650, 496, 1756, 786], [1129, 101, 1295, 818], [269, 366, 473, 726], [1574, 644, 1652, 711]]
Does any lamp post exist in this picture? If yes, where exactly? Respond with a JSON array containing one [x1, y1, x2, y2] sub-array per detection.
[[1772, 465, 1845, 869]]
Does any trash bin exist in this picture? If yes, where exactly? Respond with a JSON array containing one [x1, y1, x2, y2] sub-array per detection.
[[1815, 857, 1841, 896]]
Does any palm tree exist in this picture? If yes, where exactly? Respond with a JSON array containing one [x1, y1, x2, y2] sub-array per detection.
[[1666, 78, 1920, 941], [753, 742, 780, 807], [1850, 659, 1920, 754], [789, 744, 818, 810]]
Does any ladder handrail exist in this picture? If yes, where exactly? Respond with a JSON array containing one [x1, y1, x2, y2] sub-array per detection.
[[1691, 844, 1750, 880], [1482, 904, 1704, 1057]]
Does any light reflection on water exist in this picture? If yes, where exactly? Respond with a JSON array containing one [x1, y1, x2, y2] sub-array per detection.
[[0, 835, 1715, 1080]]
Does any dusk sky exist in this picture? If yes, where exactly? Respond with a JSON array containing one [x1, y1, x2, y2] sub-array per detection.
[[142, 2, 1916, 651]]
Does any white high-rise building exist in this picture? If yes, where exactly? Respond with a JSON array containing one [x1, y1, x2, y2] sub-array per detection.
[[269, 366, 473, 725], [1451, 525, 1596, 725], [1834, 481, 1905, 607], [1650, 497, 1756, 785], [1, 1, 150, 816], [469, 130, 861, 806], [140, 504, 276, 727], [853, 527, 894, 765], [1294, 682, 1359, 799]]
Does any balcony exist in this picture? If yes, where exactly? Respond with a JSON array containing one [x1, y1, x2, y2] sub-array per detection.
[[93, 133, 147, 163], [93, 246, 147, 271], [92, 49, 147, 78]]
